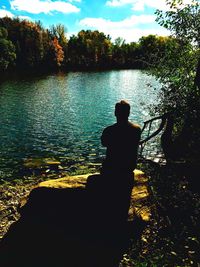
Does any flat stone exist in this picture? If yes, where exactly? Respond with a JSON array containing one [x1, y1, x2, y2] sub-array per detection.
[[38, 173, 96, 189], [37, 169, 151, 222]]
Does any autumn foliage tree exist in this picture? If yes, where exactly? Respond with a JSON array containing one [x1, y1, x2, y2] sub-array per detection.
[[0, 17, 65, 70], [0, 15, 190, 74], [48, 37, 64, 68]]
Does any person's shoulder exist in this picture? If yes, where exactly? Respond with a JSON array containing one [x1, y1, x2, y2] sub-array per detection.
[[103, 123, 117, 133], [128, 121, 141, 131]]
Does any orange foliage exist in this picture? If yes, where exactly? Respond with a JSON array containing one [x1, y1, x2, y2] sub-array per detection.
[[51, 38, 64, 67]]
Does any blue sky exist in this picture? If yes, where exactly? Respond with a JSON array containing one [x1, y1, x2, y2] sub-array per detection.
[[0, 0, 194, 43]]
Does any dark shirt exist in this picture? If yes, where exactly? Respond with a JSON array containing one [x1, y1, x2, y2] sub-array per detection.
[[101, 121, 141, 174]]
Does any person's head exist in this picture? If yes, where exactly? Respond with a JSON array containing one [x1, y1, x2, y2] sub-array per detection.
[[115, 100, 130, 122]]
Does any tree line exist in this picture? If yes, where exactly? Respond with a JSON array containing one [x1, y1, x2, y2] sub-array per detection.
[[0, 16, 178, 72]]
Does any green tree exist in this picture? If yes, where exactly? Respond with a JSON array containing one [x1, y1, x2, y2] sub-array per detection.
[[50, 24, 67, 48], [154, 0, 200, 158], [137, 34, 176, 68], [111, 38, 127, 67], [68, 30, 112, 68], [0, 17, 44, 69], [0, 27, 16, 71], [21, 20, 44, 68], [114, 37, 125, 47]]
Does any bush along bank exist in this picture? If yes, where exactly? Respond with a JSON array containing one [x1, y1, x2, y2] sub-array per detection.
[[126, 163, 200, 266]]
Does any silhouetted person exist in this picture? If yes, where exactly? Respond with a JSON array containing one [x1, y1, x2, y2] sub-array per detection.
[[101, 100, 141, 180], [100, 100, 141, 222]]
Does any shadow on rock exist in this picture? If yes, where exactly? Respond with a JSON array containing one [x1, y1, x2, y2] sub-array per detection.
[[0, 174, 146, 267]]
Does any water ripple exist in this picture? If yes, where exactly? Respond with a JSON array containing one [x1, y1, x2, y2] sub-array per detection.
[[0, 70, 160, 180]]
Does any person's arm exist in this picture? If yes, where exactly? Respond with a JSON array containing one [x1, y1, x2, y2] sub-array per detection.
[[101, 127, 109, 147]]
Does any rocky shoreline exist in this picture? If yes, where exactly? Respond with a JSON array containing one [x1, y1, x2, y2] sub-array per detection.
[[0, 181, 36, 240], [0, 158, 102, 240], [0, 169, 150, 241], [0, 169, 152, 267]]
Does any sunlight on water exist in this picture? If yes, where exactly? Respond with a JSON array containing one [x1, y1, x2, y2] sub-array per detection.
[[0, 70, 160, 180]]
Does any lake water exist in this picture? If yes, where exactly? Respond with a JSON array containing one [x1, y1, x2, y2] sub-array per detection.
[[0, 70, 160, 181]]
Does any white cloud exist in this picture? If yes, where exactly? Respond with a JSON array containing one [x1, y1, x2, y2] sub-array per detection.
[[10, 0, 80, 14], [80, 15, 156, 29], [79, 16, 170, 42], [106, 0, 133, 7], [133, 1, 145, 11], [106, 0, 196, 11], [0, 9, 14, 18], [18, 15, 33, 21], [106, 0, 166, 10]]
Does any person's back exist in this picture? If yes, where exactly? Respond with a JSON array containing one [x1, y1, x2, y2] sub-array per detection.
[[101, 100, 141, 178], [86, 100, 141, 224]]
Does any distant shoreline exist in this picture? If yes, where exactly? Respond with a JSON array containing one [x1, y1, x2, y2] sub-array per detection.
[[0, 66, 147, 81]]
